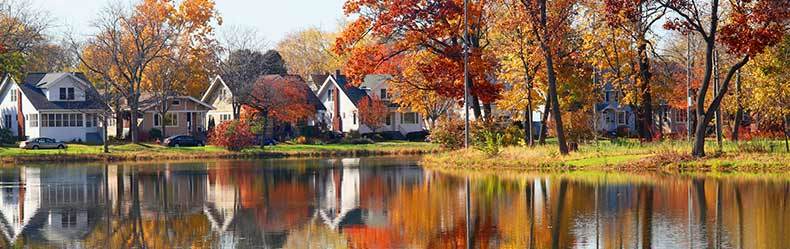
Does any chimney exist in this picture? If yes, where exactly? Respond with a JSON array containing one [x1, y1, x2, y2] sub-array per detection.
[[335, 70, 341, 79]]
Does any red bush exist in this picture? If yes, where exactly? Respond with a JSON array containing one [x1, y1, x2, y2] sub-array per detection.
[[208, 120, 257, 151]]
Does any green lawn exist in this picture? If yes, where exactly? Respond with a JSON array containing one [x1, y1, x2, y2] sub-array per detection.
[[0, 141, 439, 163]]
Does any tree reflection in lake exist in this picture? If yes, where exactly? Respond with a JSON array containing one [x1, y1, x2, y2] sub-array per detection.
[[0, 157, 787, 249]]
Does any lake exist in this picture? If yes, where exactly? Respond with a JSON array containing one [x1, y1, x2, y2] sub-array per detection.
[[0, 156, 786, 248]]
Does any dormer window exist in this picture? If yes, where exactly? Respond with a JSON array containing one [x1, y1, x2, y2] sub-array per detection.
[[327, 89, 333, 101], [172, 99, 181, 106], [59, 87, 75, 100]]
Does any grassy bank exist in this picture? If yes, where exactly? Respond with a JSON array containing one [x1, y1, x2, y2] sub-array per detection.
[[423, 139, 789, 173], [0, 141, 440, 164]]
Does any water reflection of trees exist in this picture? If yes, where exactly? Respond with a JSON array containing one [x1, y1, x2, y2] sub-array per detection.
[[0, 161, 787, 248]]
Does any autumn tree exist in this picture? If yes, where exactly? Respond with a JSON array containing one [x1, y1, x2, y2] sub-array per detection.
[[75, 0, 221, 143], [335, 0, 501, 120], [517, 0, 578, 154], [742, 35, 790, 149], [390, 51, 458, 130], [358, 95, 389, 133], [659, 0, 790, 157], [0, 0, 49, 77], [601, 0, 666, 141], [246, 75, 315, 145], [277, 27, 346, 79], [220, 49, 267, 118], [491, 0, 544, 146]]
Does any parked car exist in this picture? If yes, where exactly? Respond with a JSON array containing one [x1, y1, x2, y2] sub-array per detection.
[[162, 135, 204, 147], [19, 137, 67, 150]]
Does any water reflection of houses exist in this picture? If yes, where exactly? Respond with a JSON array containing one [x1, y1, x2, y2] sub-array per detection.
[[0, 167, 104, 246]]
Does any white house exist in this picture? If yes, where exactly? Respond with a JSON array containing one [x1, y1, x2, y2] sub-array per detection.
[[315, 72, 427, 135], [0, 72, 108, 143], [201, 76, 236, 128]]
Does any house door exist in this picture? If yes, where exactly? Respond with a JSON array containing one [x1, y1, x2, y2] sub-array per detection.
[[187, 112, 193, 134]]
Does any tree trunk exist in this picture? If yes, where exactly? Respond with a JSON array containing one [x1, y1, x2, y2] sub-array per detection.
[[259, 112, 269, 148], [130, 97, 139, 143], [160, 114, 167, 142], [692, 56, 749, 157], [732, 70, 743, 141], [539, 96, 551, 145], [103, 113, 109, 153], [637, 41, 654, 142], [784, 115, 789, 152], [483, 102, 493, 121], [471, 93, 482, 120], [114, 101, 123, 140], [543, 50, 568, 154]]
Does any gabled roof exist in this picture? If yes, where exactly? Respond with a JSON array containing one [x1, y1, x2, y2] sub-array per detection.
[[310, 74, 331, 90], [200, 75, 231, 102], [317, 74, 369, 107], [19, 72, 108, 110]]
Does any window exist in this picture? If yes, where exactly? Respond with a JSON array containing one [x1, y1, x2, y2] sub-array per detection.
[[59, 87, 75, 100], [3, 115, 10, 129], [352, 112, 357, 124], [155, 113, 178, 127], [605, 111, 614, 123], [380, 89, 388, 99], [385, 113, 394, 125], [617, 111, 627, 125], [403, 112, 418, 124], [10, 89, 16, 101], [38, 113, 81, 127], [29, 114, 38, 127], [604, 91, 611, 102], [327, 89, 333, 100], [220, 114, 231, 122], [172, 100, 181, 106], [86, 114, 96, 127]]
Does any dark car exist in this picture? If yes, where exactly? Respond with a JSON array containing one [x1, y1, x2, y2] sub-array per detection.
[[162, 135, 204, 147]]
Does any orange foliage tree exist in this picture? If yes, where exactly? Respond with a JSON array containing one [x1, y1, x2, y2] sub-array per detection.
[[208, 119, 256, 151], [335, 0, 501, 119], [358, 95, 389, 133]]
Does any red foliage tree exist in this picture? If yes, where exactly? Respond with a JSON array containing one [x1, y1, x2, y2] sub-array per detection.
[[208, 119, 257, 151], [335, 0, 501, 119], [246, 75, 316, 142], [660, 0, 790, 156], [358, 95, 389, 133]]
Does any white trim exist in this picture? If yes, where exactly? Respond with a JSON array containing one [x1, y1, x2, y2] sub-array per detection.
[[201, 75, 231, 102], [317, 76, 359, 108]]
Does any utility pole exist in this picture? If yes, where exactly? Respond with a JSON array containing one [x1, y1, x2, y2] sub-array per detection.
[[463, 0, 471, 149], [686, 33, 693, 141]]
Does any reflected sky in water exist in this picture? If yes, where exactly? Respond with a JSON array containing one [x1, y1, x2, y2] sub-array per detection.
[[0, 157, 787, 248]]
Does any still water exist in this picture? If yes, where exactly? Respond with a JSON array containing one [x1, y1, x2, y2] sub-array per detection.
[[0, 156, 786, 249]]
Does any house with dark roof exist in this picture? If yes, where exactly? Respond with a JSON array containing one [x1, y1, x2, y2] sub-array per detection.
[[315, 71, 427, 134], [0, 72, 108, 143]]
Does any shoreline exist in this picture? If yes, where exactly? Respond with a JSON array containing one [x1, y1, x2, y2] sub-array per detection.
[[0, 142, 441, 165], [422, 143, 790, 174]]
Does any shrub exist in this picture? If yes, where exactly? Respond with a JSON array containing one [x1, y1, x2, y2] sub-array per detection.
[[501, 124, 525, 146], [293, 136, 309, 144], [380, 131, 406, 140], [428, 117, 464, 149], [406, 130, 429, 142], [299, 125, 321, 138], [363, 132, 386, 142], [209, 120, 257, 151], [341, 137, 375, 144], [149, 128, 163, 141], [475, 130, 504, 157], [0, 128, 16, 144]]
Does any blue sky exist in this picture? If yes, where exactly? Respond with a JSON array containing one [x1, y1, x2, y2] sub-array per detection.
[[41, 0, 347, 46]]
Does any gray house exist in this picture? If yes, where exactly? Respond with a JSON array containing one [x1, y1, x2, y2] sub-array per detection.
[[595, 83, 636, 136]]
